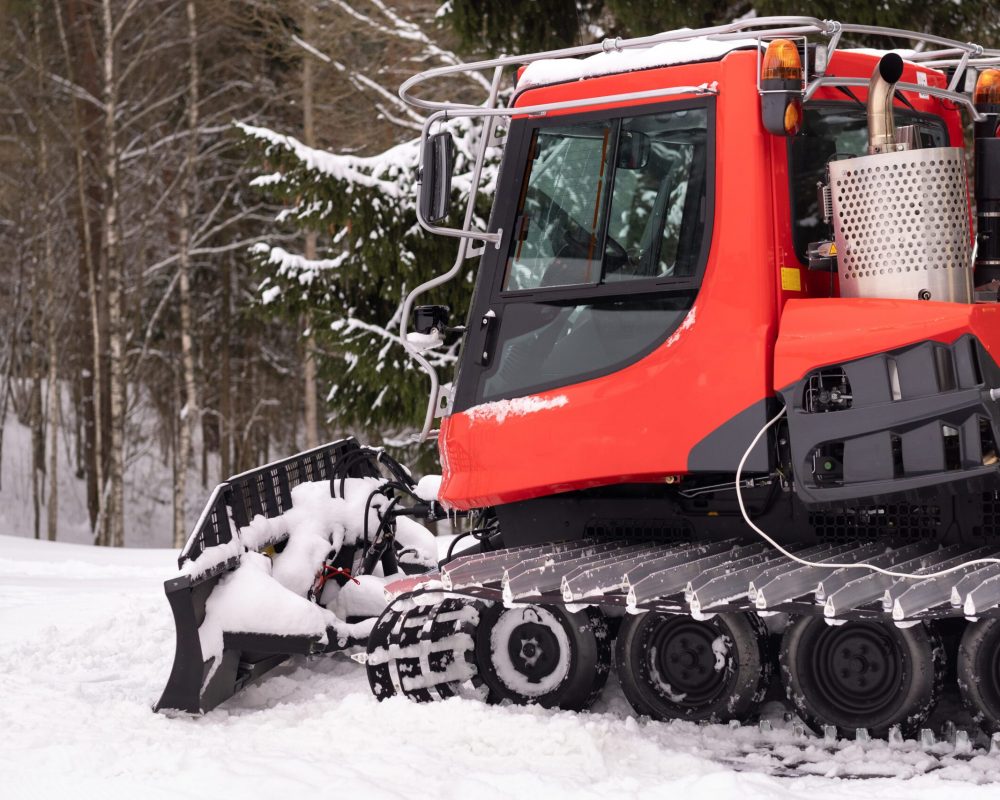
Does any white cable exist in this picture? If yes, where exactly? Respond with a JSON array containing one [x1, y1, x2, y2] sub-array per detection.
[[735, 405, 1000, 580]]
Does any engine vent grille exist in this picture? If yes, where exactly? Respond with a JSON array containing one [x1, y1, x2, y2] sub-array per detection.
[[808, 504, 941, 544], [829, 146, 972, 302], [975, 491, 1000, 539], [584, 519, 693, 543]]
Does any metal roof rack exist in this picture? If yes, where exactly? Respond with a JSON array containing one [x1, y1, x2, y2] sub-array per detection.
[[400, 16, 1000, 115]]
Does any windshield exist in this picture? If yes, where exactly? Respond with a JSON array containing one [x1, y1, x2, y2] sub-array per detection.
[[789, 104, 947, 263], [502, 107, 709, 292]]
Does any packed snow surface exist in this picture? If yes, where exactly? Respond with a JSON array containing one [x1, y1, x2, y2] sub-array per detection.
[[6, 534, 1000, 797], [518, 35, 758, 89]]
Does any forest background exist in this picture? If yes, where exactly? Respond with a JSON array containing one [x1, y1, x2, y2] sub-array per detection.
[[2, 0, 998, 548]]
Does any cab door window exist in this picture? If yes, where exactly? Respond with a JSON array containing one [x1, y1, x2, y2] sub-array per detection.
[[503, 121, 613, 291]]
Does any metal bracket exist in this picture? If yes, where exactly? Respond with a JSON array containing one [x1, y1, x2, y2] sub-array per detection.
[[435, 382, 455, 418]]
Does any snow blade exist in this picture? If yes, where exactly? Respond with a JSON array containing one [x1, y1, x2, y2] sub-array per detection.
[[154, 437, 378, 715], [156, 568, 364, 713]]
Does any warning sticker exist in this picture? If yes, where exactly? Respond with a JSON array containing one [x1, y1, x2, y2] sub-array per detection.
[[916, 71, 929, 100], [781, 266, 802, 292]]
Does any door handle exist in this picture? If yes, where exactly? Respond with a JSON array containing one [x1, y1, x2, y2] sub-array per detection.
[[478, 309, 498, 366]]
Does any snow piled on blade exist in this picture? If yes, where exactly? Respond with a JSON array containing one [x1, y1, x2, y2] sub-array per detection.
[[464, 394, 569, 424], [413, 473, 442, 502], [394, 516, 438, 568], [184, 475, 429, 679], [198, 551, 336, 666], [518, 35, 758, 88], [178, 476, 390, 583], [234, 478, 386, 595]]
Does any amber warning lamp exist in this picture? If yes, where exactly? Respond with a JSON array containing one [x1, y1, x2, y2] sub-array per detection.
[[975, 69, 1000, 109], [974, 69, 1000, 139], [760, 39, 804, 137]]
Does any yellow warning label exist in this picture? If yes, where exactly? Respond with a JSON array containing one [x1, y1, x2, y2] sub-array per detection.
[[781, 267, 802, 292]]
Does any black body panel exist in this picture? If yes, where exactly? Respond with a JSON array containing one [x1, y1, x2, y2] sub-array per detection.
[[495, 480, 1000, 550], [778, 335, 1000, 507]]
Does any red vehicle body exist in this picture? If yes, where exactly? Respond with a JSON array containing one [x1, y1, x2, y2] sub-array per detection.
[[438, 50, 975, 511]]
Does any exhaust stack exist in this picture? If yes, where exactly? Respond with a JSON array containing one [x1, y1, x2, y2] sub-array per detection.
[[824, 52, 972, 303], [867, 53, 905, 155]]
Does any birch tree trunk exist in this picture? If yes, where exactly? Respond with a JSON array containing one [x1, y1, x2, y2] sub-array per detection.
[[102, 0, 125, 548], [34, 6, 60, 541], [220, 255, 232, 478], [59, 0, 105, 543], [45, 319, 60, 542], [173, 0, 201, 548]]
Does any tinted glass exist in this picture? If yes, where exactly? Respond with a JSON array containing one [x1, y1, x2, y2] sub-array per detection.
[[482, 294, 695, 400], [604, 110, 706, 281], [503, 107, 708, 292], [503, 121, 613, 291]]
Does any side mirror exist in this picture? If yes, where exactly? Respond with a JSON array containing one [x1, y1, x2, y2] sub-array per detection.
[[419, 131, 455, 224], [617, 130, 651, 169], [413, 305, 451, 335]]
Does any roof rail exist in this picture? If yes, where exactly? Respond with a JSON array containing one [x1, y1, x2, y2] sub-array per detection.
[[399, 16, 1000, 115]]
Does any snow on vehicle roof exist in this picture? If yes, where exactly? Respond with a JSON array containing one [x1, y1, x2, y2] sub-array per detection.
[[843, 47, 921, 61], [517, 35, 760, 89]]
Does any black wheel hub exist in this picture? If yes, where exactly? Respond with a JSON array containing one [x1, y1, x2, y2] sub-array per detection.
[[811, 623, 901, 717], [507, 621, 561, 682], [648, 618, 729, 707]]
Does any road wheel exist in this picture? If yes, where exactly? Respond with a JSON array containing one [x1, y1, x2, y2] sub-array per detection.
[[475, 603, 610, 710], [957, 617, 1000, 734], [780, 616, 943, 739], [615, 611, 771, 722]]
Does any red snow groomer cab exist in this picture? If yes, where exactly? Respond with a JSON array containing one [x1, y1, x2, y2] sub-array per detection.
[[157, 17, 1000, 749]]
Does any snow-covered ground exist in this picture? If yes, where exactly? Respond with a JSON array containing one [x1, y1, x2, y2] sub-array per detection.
[[4, 534, 1000, 799]]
